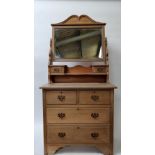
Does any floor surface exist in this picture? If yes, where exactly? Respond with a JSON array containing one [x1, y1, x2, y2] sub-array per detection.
[[55, 146, 121, 155]]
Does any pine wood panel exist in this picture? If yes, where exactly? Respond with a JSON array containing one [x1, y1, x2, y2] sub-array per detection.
[[47, 125, 110, 144], [51, 75, 106, 83], [51, 15, 106, 26], [46, 108, 111, 124]]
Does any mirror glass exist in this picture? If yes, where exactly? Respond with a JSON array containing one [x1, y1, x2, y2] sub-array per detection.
[[54, 28, 103, 59]]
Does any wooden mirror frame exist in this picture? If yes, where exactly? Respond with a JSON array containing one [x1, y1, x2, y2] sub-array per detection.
[[49, 15, 107, 63]]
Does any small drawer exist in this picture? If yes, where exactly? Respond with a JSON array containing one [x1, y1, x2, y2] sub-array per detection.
[[92, 66, 107, 73], [79, 90, 111, 105], [46, 91, 76, 105], [47, 125, 110, 144], [46, 108, 111, 124], [49, 65, 65, 74]]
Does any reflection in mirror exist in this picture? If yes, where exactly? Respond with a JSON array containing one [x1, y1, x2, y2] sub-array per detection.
[[54, 28, 103, 59]]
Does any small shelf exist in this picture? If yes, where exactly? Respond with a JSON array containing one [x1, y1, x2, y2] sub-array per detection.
[[52, 58, 104, 62], [49, 73, 108, 76]]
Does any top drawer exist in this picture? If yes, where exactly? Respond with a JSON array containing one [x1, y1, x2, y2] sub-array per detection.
[[79, 90, 111, 105], [46, 91, 76, 105]]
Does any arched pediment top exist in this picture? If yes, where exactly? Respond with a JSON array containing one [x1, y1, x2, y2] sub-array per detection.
[[51, 15, 106, 26]]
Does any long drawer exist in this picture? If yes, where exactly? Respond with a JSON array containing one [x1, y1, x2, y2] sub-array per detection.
[[46, 108, 111, 124], [47, 125, 110, 144], [79, 90, 111, 105], [46, 91, 76, 105]]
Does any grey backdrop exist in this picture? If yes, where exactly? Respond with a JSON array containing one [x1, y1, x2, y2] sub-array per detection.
[[34, 0, 121, 155]]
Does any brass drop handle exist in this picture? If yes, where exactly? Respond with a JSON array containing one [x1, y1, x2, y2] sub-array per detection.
[[91, 113, 99, 119], [58, 113, 65, 119], [91, 95, 99, 101], [57, 95, 65, 102], [91, 132, 99, 138], [58, 132, 66, 138]]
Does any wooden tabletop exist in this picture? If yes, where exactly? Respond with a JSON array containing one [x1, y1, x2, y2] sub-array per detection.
[[40, 83, 117, 90]]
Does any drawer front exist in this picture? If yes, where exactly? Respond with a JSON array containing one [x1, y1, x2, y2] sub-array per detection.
[[46, 108, 110, 124], [47, 125, 110, 144], [46, 91, 76, 105], [79, 90, 111, 105], [92, 66, 107, 73], [50, 66, 65, 73]]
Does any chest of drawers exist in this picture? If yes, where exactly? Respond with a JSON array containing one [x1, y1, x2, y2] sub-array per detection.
[[41, 83, 116, 155], [41, 15, 117, 155]]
